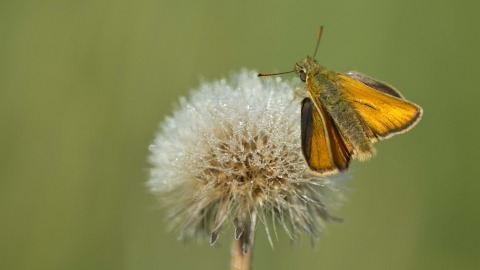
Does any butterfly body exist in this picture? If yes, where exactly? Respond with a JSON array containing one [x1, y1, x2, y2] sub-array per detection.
[[295, 57, 376, 159], [299, 57, 376, 160]]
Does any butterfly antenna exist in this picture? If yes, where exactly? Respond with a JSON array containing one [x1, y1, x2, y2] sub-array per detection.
[[312, 26, 324, 60], [258, 70, 295, 77]]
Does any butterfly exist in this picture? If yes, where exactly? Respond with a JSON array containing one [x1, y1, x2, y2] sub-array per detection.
[[259, 27, 423, 175]]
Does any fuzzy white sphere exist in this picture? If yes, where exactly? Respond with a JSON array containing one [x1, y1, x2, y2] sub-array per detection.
[[148, 69, 344, 253]]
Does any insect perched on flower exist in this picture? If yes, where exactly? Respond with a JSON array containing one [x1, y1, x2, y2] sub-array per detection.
[[259, 27, 423, 176]]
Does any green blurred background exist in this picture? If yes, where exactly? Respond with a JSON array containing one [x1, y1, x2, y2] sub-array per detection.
[[1, 1, 479, 269]]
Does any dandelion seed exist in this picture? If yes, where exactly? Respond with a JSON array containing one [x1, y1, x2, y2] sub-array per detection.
[[148, 69, 346, 267]]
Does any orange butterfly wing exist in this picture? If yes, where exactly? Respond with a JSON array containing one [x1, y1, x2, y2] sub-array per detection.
[[301, 98, 354, 175], [343, 71, 405, 99], [337, 74, 423, 139]]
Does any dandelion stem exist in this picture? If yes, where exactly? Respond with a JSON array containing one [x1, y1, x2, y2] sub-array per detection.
[[230, 236, 252, 270]]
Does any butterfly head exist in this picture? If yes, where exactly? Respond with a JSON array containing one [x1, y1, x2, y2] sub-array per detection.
[[295, 56, 318, 82]]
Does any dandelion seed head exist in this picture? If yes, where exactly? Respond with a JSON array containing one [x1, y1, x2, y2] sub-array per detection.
[[148, 69, 344, 251]]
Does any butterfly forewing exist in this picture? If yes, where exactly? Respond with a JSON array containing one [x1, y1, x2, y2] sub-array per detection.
[[338, 74, 423, 139], [301, 98, 353, 175], [342, 71, 404, 99]]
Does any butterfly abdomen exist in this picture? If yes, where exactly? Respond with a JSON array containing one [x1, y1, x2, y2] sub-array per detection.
[[314, 72, 376, 160]]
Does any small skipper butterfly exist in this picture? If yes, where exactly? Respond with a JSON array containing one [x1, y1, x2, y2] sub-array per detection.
[[259, 27, 423, 176]]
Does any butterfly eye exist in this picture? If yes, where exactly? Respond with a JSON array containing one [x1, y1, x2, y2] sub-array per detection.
[[299, 70, 307, 82]]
